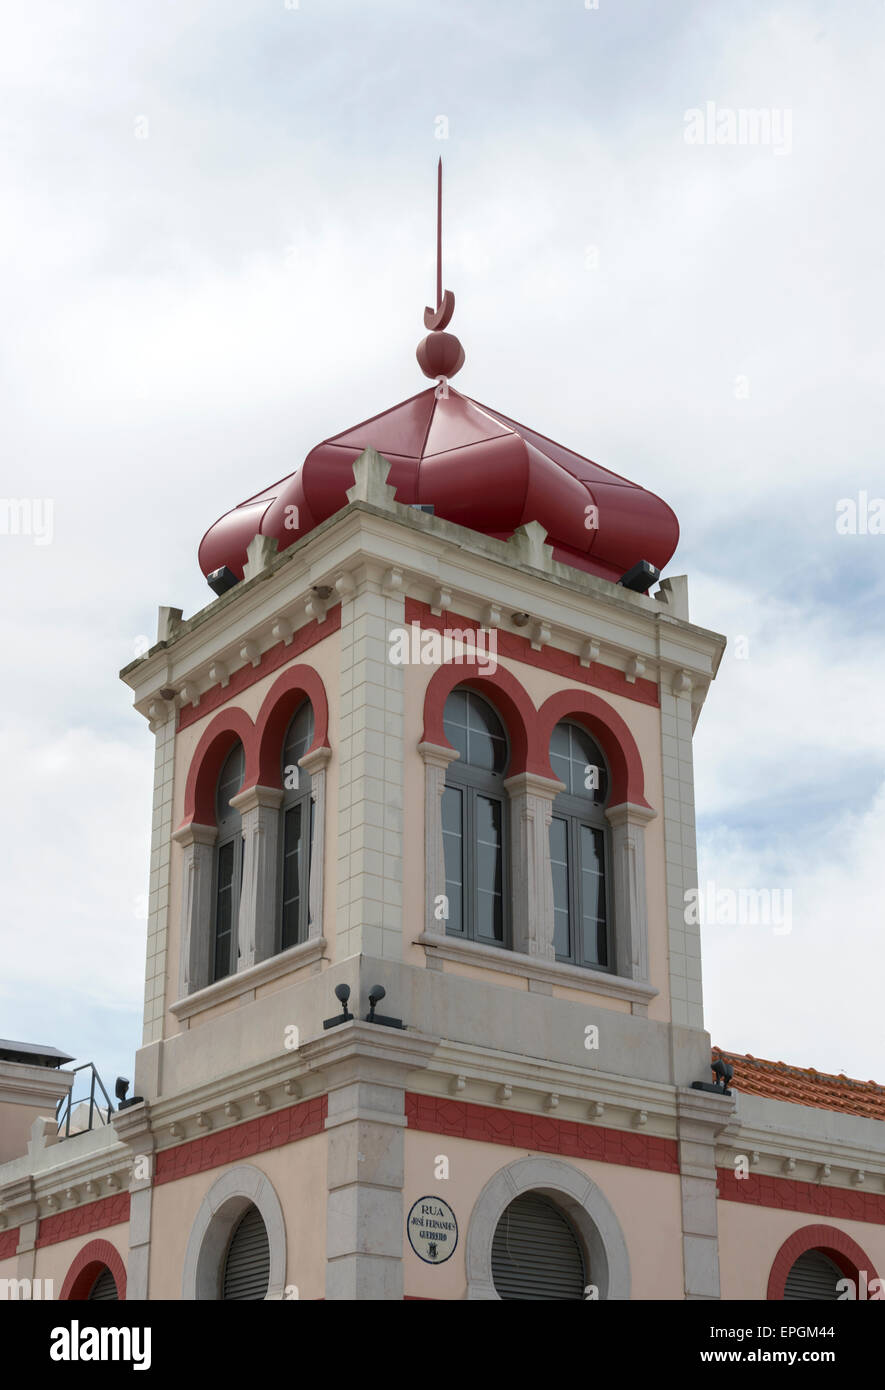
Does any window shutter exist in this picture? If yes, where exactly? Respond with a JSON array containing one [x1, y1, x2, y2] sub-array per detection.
[[88, 1267, 119, 1300], [491, 1193, 585, 1300], [222, 1206, 271, 1301], [783, 1250, 842, 1300]]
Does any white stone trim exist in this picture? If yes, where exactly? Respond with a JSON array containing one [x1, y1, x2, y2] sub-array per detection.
[[169, 936, 328, 1020], [230, 786, 285, 970], [604, 801, 656, 985], [416, 932, 658, 1008], [502, 772, 564, 960], [657, 685, 703, 1028], [300, 746, 331, 941], [336, 570, 406, 961], [172, 822, 218, 999], [465, 1155, 631, 1300], [142, 717, 177, 1043], [181, 1164, 287, 1301]]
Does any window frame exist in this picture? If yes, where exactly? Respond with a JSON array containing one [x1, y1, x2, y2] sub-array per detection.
[[211, 743, 245, 984], [549, 722, 613, 973], [278, 701, 315, 953], [442, 689, 511, 949]]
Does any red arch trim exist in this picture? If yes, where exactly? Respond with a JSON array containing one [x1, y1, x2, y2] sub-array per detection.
[[534, 689, 651, 809], [181, 706, 256, 827], [59, 1239, 127, 1301], [421, 662, 536, 777], [767, 1224, 879, 1301], [253, 665, 331, 788]]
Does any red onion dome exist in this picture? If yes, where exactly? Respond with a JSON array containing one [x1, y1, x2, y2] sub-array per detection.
[[199, 386, 679, 586]]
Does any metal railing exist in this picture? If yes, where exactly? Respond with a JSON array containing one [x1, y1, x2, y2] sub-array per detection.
[[56, 1063, 114, 1139]]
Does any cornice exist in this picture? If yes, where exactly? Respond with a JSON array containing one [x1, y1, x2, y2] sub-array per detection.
[[408, 1038, 680, 1139], [716, 1116, 885, 1194], [0, 1067, 74, 1107], [121, 493, 725, 725]]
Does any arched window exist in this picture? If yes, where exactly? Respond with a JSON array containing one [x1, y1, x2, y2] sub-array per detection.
[[548, 722, 611, 970], [222, 1205, 271, 1301], [442, 688, 509, 945], [212, 742, 245, 983], [87, 1267, 119, 1300], [491, 1193, 586, 1300], [280, 701, 314, 951], [783, 1250, 842, 1300]]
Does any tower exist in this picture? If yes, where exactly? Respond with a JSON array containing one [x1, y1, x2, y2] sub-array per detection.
[[115, 183, 729, 1300]]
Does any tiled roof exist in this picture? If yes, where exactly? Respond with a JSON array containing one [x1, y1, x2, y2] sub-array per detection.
[[713, 1049, 885, 1122]]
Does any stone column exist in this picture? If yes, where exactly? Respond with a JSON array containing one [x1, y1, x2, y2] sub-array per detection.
[[336, 562, 405, 961], [660, 673, 703, 1028], [676, 1088, 735, 1300], [142, 708, 176, 1045], [313, 1025, 435, 1301], [604, 801, 656, 987], [171, 823, 217, 997], [113, 1102, 156, 1301], [300, 746, 332, 940], [230, 785, 285, 968], [418, 741, 460, 939], [502, 772, 564, 959]]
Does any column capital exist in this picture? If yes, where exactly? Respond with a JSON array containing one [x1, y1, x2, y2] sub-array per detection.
[[299, 744, 332, 776], [503, 771, 565, 800], [418, 740, 460, 770], [605, 801, 657, 828], [229, 784, 285, 814], [171, 821, 217, 848]]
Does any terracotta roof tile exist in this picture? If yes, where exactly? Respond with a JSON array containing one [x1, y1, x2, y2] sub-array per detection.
[[713, 1049, 885, 1122]]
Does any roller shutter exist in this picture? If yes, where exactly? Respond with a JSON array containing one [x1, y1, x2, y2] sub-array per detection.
[[88, 1267, 119, 1300], [783, 1250, 842, 1300], [222, 1205, 271, 1301], [491, 1193, 586, 1300]]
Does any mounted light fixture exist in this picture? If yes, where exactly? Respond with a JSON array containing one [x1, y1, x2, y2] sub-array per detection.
[[691, 1056, 734, 1096], [364, 984, 406, 1030], [207, 565, 238, 597], [323, 982, 354, 1030], [115, 1076, 144, 1111], [618, 560, 660, 593]]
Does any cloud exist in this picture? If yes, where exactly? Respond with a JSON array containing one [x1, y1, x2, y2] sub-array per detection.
[[1, 0, 883, 1087]]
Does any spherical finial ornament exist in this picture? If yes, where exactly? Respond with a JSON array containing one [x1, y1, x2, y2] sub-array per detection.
[[417, 331, 465, 380]]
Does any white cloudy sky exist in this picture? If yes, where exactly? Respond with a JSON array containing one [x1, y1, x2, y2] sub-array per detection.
[[1, 0, 883, 1093]]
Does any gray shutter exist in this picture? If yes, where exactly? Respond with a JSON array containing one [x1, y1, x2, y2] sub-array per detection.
[[88, 1267, 119, 1300], [783, 1250, 842, 1300], [222, 1206, 270, 1301], [491, 1193, 585, 1300]]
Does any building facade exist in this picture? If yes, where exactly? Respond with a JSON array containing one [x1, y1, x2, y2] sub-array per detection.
[[1, 293, 883, 1303]]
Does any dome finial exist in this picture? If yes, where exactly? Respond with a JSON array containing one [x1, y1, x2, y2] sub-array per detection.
[[417, 157, 465, 380]]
